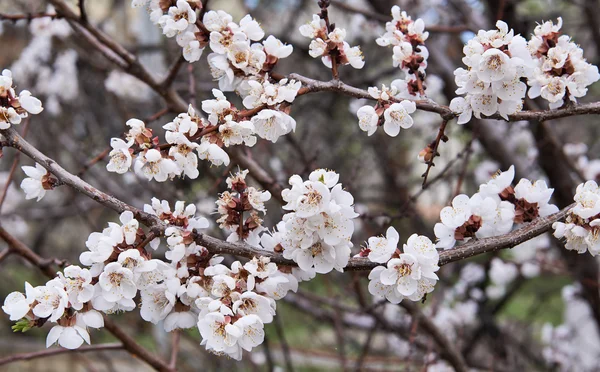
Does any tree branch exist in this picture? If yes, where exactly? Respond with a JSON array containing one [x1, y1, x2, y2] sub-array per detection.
[[0, 343, 122, 367]]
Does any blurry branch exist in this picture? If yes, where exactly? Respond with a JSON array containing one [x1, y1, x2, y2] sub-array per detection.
[[0, 119, 29, 212], [0, 13, 60, 22], [400, 301, 468, 372], [0, 226, 174, 372], [1, 128, 574, 273], [0, 343, 123, 367], [330, 0, 471, 33], [290, 73, 600, 122]]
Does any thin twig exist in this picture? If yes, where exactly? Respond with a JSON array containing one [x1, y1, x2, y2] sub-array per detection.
[[168, 330, 180, 370], [422, 119, 449, 187], [0, 343, 123, 366]]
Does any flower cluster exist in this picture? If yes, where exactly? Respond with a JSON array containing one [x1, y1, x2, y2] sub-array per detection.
[[367, 233, 439, 303], [356, 84, 417, 137], [1, 195, 307, 360], [242, 77, 300, 143], [528, 18, 600, 109], [216, 169, 271, 246], [553, 181, 600, 255], [203, 10, 292, 92], [434, 166, 558, 249], [275, 169, 358, 273], [134, 0, 204, 62], [0, 69, 43, 129], [299, 14, 364, 70], [450, 21, 533, 123], [376, 6, 429, 98]]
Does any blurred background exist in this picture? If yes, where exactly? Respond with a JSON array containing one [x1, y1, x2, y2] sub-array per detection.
[[1, 0, 599, 370]]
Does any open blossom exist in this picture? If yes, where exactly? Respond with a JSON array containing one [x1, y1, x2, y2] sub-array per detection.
[[368, 234, 439, 303], [357, 105, 379, 135], [2, 282, 37, 320], [98, 263, 137, 302], [20, 163, 57, 201], [106, 138, 133, 174], [197, 139, 230, 166], [383, 101, 416, 137], [0, 69, 44, 129], [299, 15, 364, 70], [250, 109, 296, 143], [33, 278, 69, 322], [46, 324, 90, 350], [59, 266, 94, 311], [366, 226, 400, 263], [158, 0, 197, 38], [134, 149, 180, 182]]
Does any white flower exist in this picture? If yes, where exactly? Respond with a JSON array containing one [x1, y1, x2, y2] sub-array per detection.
[[380, 255, 422, 296], [0, 107, 21, 129], [46, 325, 90, 349], [197, 140, 230, 167], [514, 179, 559, 217], [125, 118, 148, 142], [250, 110, 296, 143], [479, 165, 515, 200], [232, 292, 274, 323], [367, 226, 399, 263], [219, 118, 256, 147], [476, 49, 513, 83], [449, 96, 473, 125], [159, 0, 197, 38], [198, 312, 243, 358], [2, 282, 37, 320], [235, 314, 265, 351], [367, 266, 404, 304], [134, 149, 180, 182], [18, 90, 44, 114], [299, 14, 326, 39], [167, 134, 200, 179], [106, 138, 133, 174], [98, 262, 137, 302], [383, 101, 416, 137], [140, 284, 176, 323], [61, 266, 94, 311], [263, 35, 293, 59], [20, 163, 48, 201], [33, 279, 69, 322], [178, 31, 203, 62], [357, 105, 379, 136], [573, 181, 600, 219], [164, 311, 197, 332]]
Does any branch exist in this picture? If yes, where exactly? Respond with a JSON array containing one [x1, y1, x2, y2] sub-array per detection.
[[0, 343, 122, 367], [400, 302, 468, 372], [1, 127, 574, 273], [290, 73, 600, 122]]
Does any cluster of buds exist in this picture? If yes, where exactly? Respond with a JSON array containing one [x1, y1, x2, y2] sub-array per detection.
[[216, 170, 272, 246], [0, 69, 43, 129], [299, 1, 365, 72], [376, 6, 430, 98]]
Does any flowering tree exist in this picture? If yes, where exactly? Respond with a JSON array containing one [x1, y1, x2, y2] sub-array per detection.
[[1, 0, 600, 370]]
